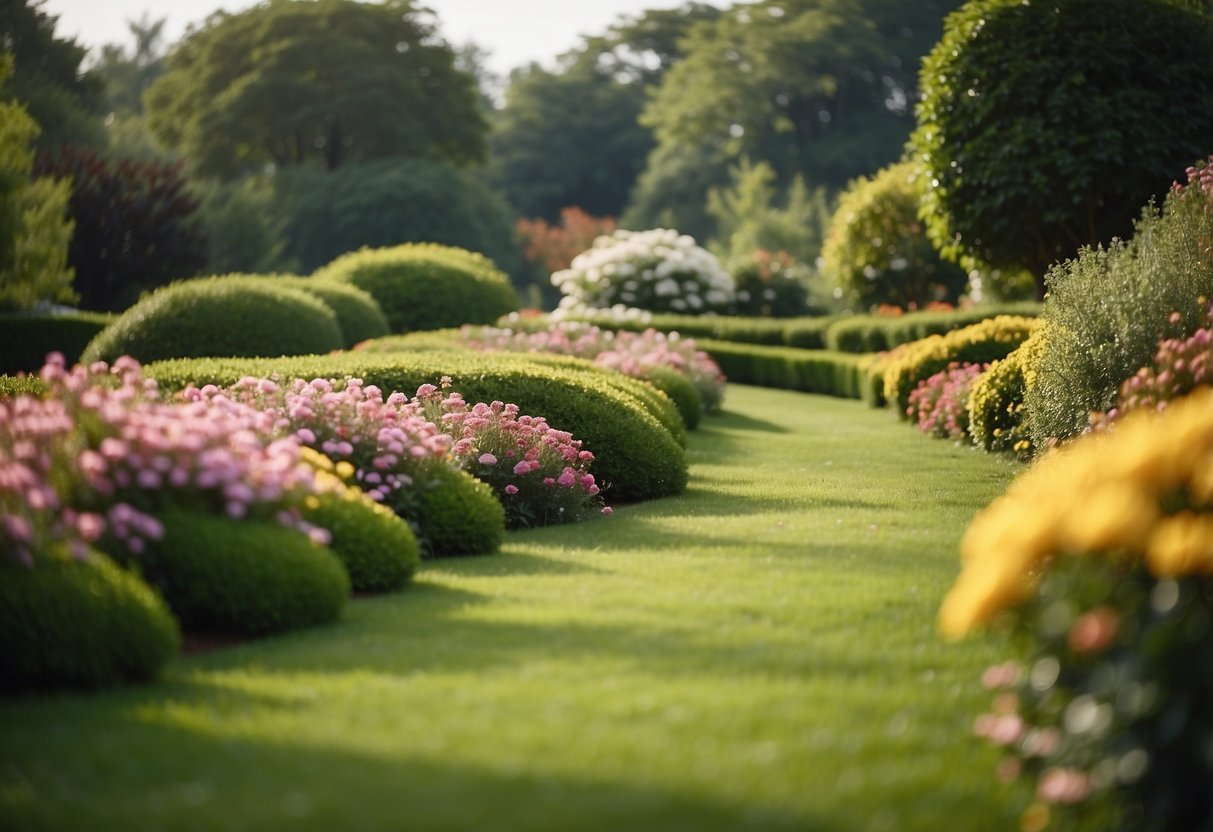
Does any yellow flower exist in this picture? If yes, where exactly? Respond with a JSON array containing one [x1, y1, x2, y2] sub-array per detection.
[[1057, 483, 1158, 555], [335, 461, 356, 481], [1146, 511, 1213, 578]]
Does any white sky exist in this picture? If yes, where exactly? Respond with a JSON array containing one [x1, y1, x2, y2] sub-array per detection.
[[41, 0, 719, 77]]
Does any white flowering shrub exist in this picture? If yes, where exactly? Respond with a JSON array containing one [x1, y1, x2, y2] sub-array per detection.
[[551, 228, 735, 318]]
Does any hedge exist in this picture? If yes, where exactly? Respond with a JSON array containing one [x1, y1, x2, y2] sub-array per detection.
[[144, 351, 688, 503], [823, 302, 1042, 354], [514, 310, 838, 350], [262, 276, 390, 348], [699, 340, 868, 400], [0, 310, 115, 375]]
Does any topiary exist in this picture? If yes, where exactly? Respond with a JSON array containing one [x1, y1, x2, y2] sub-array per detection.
[[314, 243, 519, 334], [821, 161, 969, 310], [882, 315, 1038, 416], [410, 464, 505, 558], [138, 507, 349, 636], [81, 275, 344, 364], [0, 545, 180, 690], [263, 276, 389, 348], [300, 471, 421, 592]]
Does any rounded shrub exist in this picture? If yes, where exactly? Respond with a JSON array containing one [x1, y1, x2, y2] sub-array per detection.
[[81, 276, 343, 364], [821, 161, 969, 310], [637, 365, 702, 431], [264, 276, 390, 348], [967, 327, 1048, 456], [411, 464, 505, 558], [314, 243, 519, 334], [882, 315, 1038, 416], [301, 477, 421, 592], [140, 508, 349, 636], [0, 546, 180, 690]]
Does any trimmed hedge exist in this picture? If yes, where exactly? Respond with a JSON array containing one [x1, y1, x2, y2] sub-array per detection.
[[301, 480, 421, 591], [699, 340, 867, 400], [144, 351, 688, 503], [640, 365, 702, 431], [263, 276, 390, 348], [358, 332, 694, 441], [881, 315, 1039, 416], [967, 327, 1049, 456], [411, 465, 506, 558], [314, 243, 519, 334], [0, 310, 115, 375], [140, 508, 349, 636], [81, 276, 344, 364], [531, 310, 837, 350], [0, 547, 180, 690], [823, 302, 1042, 354]]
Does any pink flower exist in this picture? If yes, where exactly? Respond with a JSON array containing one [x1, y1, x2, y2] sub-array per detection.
[[1037, 768, 1091, 805], [479, 453, 497, 466], [504, 484, 519, 495], [601, 506, 613, 517]]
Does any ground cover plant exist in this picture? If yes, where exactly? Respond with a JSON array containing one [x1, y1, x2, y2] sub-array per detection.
[[0, 383, 1022, 830]]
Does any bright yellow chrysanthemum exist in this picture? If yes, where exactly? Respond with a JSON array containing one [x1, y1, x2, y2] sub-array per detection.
[[940, 386, 1213, 638]]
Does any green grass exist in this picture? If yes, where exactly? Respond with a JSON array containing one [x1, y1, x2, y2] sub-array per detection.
[[0, 385, 1023, 831]]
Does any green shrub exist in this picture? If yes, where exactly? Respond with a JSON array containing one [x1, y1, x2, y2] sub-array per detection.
[[80, 276, 344, 364], [541, 309, 837, 350], [300, 477, 421, 592], [0, 546, 180, 690], [967, 327, 1049, 456], [144, 351, 689, 504], [821, 161, 969, 309], [1026, 162, 1213, 447], [639, 365, 702, 431], [139, 508, 349, 636], [881, 315, 1039, 416], [0, 374, 46, 398], [824, 303, 1043, 354], [699, 340, 866, 400], [410, 464, 505, 558], [0, 309, 114, 374], [264, 276, 389, 348], [314, 243, 519, 334]]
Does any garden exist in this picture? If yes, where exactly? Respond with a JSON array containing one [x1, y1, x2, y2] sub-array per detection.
[[4, 0, 1213, 830]]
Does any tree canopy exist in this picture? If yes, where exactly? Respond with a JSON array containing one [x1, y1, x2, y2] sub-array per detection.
[[144, 0, 486, 178], [910, 0, 1213, 293]]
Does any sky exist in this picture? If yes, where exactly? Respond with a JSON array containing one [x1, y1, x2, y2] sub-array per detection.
[[40, 0, 717, 77]]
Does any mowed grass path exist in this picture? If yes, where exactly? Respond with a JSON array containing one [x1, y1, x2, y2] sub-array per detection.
[[0, 384, 1022, 832]]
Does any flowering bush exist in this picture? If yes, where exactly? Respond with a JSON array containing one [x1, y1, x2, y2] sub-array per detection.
[[967, 327, 1049, 458], [413, 380, 609, 528], [551, 228, 735, 318], [2, 355, 327, 570], [1097, 305, 1213, 428], [460, 323, 726, 414], [726, 250, 813, 318], [906, 362, 985, 439], [940, 387, 1213, 832]]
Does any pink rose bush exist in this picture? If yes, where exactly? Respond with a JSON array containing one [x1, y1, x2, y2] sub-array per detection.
[[460, 322, 726, 413], [2, 355, 328, 569], [906, 361, 986, 440], [413, 379, 609, 528]]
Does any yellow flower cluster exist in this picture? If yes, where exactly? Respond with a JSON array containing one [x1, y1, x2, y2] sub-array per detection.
[[939, 386, 1213, 638], [882, 315, 1040, 412]]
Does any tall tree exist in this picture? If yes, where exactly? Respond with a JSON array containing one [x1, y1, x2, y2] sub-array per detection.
[[0, 0, 105, 150], [911, 0, 1213, 295], [631, 0, 961, 234], [490, 3, 720, 221], [144, 0, 485, 178]]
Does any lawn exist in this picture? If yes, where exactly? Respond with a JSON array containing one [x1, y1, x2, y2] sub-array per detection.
[[0, 384, 1024, 831]]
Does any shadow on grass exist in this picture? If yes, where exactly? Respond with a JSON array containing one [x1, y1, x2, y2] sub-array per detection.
[[0, 705, 817, 832], [708, 408, 791, 434]]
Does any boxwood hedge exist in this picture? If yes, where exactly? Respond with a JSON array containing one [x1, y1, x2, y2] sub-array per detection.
[[301, 479, 421, 591], [262, 276, 390, 348], [823, 302, 1042, 354], [698, 340, 868, 400], [144, 351, 688, 503]]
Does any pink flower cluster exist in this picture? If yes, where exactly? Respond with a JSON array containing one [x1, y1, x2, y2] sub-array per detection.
[[460, 323, 726, 412], [414, 380, 609, 527], [195, 376, 452, 511], [906, 362, 986, 439], [1101, 307, 1213, 425], [2, 355, 329, 568]]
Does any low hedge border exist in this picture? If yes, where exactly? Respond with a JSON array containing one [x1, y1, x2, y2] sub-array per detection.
[[823, 302, 1042, 354], [144, 351, 688, 503], [699, 340, 868, 401], [510, 311, 838, 350], [0, 310, 116, 375]]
